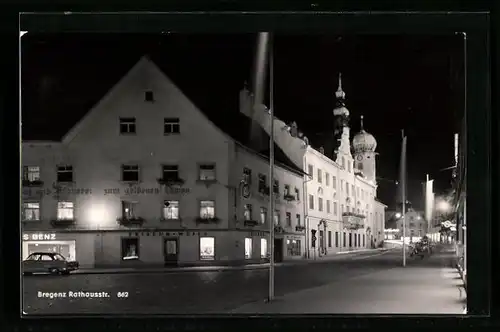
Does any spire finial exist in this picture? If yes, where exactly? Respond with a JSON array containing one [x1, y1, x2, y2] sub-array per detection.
[[335, 73, 346, 99], [360, 115, 364, 131]]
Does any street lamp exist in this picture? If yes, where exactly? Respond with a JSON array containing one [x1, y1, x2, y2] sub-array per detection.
[[395, 212, 401, 219], [437, 200, 451, 212]]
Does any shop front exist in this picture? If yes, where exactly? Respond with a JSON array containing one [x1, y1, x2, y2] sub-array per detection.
[[285, 234, 305, 260], [22, 231, 95, 267]]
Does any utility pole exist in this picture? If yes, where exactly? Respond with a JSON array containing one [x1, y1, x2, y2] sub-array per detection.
[[267, 32, 275, 302], [401, 130, 407, 267]]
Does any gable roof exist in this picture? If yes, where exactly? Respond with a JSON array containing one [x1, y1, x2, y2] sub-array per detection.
[[23, 55, 305, 176]]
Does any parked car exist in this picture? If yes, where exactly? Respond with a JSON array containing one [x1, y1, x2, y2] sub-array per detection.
[[22, 252, 79, 275]]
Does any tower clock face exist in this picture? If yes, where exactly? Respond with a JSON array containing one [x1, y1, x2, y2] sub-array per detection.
[[357, 155, 363, 161]]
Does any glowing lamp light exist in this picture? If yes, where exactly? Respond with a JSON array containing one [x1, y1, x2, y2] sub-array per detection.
[[20, 31, 28, 38], [395, 213, 401, 219], [417, 216, 421, 220], [437, 201, 450, 212], [88, 203, 109, 226]]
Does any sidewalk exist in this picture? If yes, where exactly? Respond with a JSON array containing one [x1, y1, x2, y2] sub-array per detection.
[[230, 249, 467, 314], [73, 248, 389, 275]]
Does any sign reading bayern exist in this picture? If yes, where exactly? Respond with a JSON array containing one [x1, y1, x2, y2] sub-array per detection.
[[23, 233, 57, 241]]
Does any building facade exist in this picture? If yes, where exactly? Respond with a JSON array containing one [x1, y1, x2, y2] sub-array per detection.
[[21, 56, 306, 268], [239, 75, 387, 258], [384, 209, 426, 242]]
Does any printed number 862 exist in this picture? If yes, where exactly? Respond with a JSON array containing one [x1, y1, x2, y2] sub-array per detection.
[[117, 292, 129, 298]]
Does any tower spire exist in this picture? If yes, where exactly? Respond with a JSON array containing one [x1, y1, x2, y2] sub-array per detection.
[[360, 115, 364, 131], [335, 73, 346, 100]]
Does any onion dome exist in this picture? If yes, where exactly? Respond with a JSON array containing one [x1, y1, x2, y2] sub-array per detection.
[[352, 115, 377, 152]]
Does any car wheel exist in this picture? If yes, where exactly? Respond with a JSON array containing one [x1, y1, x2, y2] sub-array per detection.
[[49, 268, 60, 275]]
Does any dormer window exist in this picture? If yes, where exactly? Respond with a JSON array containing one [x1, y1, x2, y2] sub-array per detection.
[[145, 90, 154, 102]]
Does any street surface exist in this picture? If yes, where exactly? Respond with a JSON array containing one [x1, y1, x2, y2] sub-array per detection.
[[22, 248, 463, 315]]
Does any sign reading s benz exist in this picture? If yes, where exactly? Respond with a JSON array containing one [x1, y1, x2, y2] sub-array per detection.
[[23, 233, 56, 241]]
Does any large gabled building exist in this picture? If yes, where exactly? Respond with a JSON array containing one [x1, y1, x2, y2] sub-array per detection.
[[21, 56, 307, 268]]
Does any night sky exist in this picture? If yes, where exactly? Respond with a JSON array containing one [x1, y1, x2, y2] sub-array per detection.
[[21, 33, 464, 209]]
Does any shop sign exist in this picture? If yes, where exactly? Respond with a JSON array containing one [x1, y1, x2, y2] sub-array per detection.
[[23, 233, 56, 241]]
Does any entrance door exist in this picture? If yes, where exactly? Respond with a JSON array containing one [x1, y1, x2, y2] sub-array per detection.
[[163, 238, 179, 266], [274, 238, 283, 262]]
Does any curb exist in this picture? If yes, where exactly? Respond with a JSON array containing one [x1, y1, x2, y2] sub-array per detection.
[[71, 249, 388, 275]]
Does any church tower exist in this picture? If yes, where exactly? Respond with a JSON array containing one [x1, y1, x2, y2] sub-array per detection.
[[352, 115, 378, 183], [332, 73, 352, 162]]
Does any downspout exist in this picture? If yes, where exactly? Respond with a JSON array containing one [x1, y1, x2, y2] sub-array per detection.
[[303, 154, 312, 259]]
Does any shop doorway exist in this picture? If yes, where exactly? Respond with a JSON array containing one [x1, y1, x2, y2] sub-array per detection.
[[163, 238, 179, 266], [274, 238, 283, 262]]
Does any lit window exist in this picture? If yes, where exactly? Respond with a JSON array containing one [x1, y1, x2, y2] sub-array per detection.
[[199, 164, 216, 180], [164, 118, 180, 134], [23, 166, 40, 182], [121, 201, 137, 219], [260, 238, 267, 258], [122, 165, 139, 182], [200, 237, 215, 260], [23, 202, 40, 221], [273, 210, 280, 226], [200, 200, 215, 219], [286, 239, 301, 256], [163, 200, 179, 219], [244, 204, 253, 221], [260, 207, 267, 224], [119, 117, 136, 134], [57, 165, 73, 182], [57, 201, 74, 220], [245, 238, 252, 259], [121, 237, 139, 260]]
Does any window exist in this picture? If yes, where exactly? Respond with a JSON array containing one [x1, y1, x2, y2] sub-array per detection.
[[363, 234, 365, 247], [273, 180, 279, 194], [198, 164, 215, 181], [361, 189, 364, 199], [308, 164, 314, 178], [332, 176, 337, 189], [261, 238, 268, 258], [200, 201, 215, 219], [317, 169, 322, 183], [342, 157, 346, 168], [163, 200, 179, 219], [354, 233, 357, 247], [57, 165, 73, 182], [358, 163, 364, 170], [347, 206, 350, 213], [343, 232, 346, 247], [273, 210, 280, 226], [326, 200, 331, 214], [260, 207, 267, 224], [164, 118, 180, 134], [346, 183, 350, 195], [351, 184, 355, 197], [284, 184, 291, 196], [286, 212, 292, 227], [22, 202, 40, 221], [286, 239, 301, 256], [122, 201, 137, 219], [245, 238, 252, 259], [318, 197, 323, 212], [244, 204, 253, 221], [258, 174, 267, 192], [309, 194, 314, 209], [295, 188, 300, 200], [162, 165, 179, 180], [121, 237, 139, 260], [325, 173, 330, 186], [243, 167, 252, 184], [358, 234, 361, 247], [334, 202, 338, 216], [335, 232, 339, 247], [357, 187, 360, 196], [200, 237, 215, 260], [340, 179, 344, 191], [57, 201, 74, 220], [341, 204, 344, 214], [349, 233, 352, 247], [23, 166, 40, 182], [328, 231, 332, 247], [122, 165, 139, 182], [296, 214, 301, 226], [348, 161, 351, 173], [119, 117, 136, 134], [40, 254, 53, 261], [145, 90, 154, 102]]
